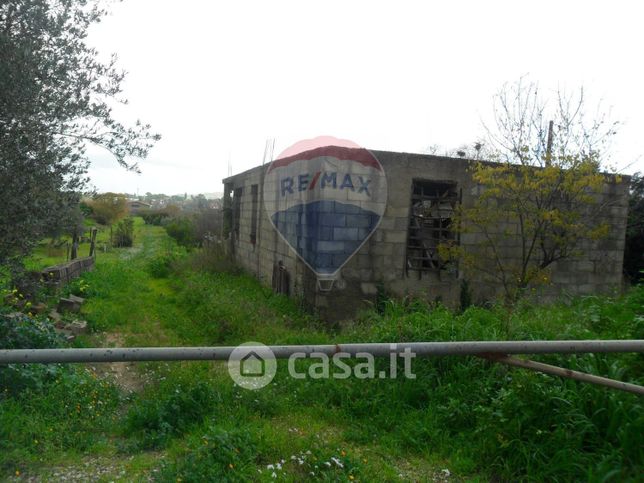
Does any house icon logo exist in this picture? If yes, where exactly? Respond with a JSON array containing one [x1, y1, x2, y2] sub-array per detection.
[[240, 351, 265, 377], [228, 342, 276, 390]]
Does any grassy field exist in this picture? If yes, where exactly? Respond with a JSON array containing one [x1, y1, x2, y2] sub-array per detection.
[[1, 221, 643, 481], [24, 220, 114, 271]]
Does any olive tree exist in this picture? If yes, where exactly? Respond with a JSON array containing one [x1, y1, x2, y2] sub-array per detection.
[[0, 0, 159, 270]]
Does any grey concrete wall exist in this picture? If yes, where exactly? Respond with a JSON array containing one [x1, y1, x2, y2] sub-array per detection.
[[223, 151, 629, 320], [223, 165, 315, 304]]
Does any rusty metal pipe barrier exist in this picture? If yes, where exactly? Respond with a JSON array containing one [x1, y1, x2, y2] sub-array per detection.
[[1, 340, 643, 395]]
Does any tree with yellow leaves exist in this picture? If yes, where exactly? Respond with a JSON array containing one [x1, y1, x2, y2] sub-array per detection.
[[441, 79, 619, 303]]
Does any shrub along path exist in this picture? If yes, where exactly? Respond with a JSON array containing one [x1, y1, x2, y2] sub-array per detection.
[[2, 220, 642, 481]]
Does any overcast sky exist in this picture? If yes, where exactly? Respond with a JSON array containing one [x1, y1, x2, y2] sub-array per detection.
[[86, 0, 644, 195]]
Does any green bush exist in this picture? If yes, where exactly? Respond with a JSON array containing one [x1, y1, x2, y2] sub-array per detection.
[[66, 277, 91, 297], [0, 311, 62, 350], [113, 217, 135, 247], [141, 209, 172, 226], [123, 380, 222, 449], [155, 426, 260, 482], [164, 217, 197, 248], [0, 311, 66, 396], [0, 311, 121, 469], [177, 242, 241, 276], [0, 369, 121, 469], [147, 249, 182, 278], [303, 287, 644, 481]]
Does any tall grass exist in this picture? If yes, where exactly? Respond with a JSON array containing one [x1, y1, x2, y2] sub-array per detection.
[[2, 222, 642, 481], [129, 245, 642, 481]]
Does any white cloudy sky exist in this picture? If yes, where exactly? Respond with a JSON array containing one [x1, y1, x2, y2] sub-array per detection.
[[86, 0, 644, 195]]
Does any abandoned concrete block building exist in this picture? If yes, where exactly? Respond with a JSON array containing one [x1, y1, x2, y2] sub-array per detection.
[[222, 149, 629, 320]]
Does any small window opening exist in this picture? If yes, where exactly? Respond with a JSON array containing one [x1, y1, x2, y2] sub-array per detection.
[[406, 180, 458, 273], [250, 184, 259, 244], [232, 187, 242, 241]]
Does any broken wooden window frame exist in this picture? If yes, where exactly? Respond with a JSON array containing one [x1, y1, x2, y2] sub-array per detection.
[[405, 179, 460, 277]]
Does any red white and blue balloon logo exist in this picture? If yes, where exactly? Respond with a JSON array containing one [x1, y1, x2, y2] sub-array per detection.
[[264, 137, 387, 278]]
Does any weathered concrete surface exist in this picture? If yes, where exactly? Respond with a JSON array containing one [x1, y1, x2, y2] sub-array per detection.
[[223, 150, 629, 321], [42, 257, 94, 287]]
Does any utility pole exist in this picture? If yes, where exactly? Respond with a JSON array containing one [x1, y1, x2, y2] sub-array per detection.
[[545, 120, 554, 166]]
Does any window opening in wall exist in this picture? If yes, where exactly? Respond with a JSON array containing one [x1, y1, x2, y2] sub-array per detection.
[[222, 183, 233, 239], [232, 187, 242, 241], [406, 180, 459, 275], [250, 184, 259, 244]]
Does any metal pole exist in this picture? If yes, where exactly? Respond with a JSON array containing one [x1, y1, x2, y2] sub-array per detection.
[[1, 340, 643, 364], [545, 119, 554, 166], [482, 354, 644, 396]]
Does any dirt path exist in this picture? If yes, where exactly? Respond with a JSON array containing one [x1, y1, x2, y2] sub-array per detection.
[[87, 333, 145, 394]]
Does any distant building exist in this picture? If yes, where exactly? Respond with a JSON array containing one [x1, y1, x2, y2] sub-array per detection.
[[127, 200, 151, 214], [222, 149, 629, 321]]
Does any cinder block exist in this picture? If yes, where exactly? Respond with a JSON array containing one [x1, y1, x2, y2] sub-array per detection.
[[575, 261, 594, 272], [317, 226, 334, 241], [342, 267, 359, 278], [377, 218, 396, 230], [357, 254, 373, 268], [370, 243, 394, 256], [346, 214, 372, 228], [333, 227, 359, 240], [321, 213, 346, 227], [382, 270, 398, 282], [360, 282, 378, 295], [393, 244, 407, 257], [384, 207, 409, 218], [360, 269, 374, 279], [384, 231, 407, 243], [394, 217, 409, 230]]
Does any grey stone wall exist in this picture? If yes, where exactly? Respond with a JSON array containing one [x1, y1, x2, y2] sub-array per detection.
[[223, 151, 629, 320], [42, 256, 95, 287]]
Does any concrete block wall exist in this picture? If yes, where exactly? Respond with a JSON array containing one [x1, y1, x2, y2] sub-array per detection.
[[223, 152, 630, 320], [224, 165, 312, 302]]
